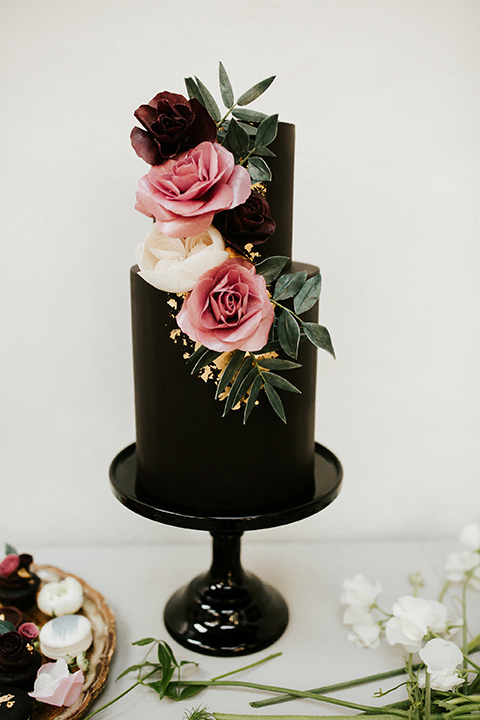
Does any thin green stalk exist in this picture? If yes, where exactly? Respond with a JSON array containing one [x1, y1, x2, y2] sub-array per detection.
[[424, 671, 431, 720], [217, 104, 237, 127], [272, 299, 302, 323], [179, 679, 409, 717], [251, 666, 412, 709], [82, 668, 158, 720], [210, 652, 281, 681]]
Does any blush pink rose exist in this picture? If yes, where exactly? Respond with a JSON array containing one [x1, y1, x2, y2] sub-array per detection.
[[0, 555, 20, 577], [177, 258, 274, 352], [30, 658, 84, 707], [135, 142, 251, 238]]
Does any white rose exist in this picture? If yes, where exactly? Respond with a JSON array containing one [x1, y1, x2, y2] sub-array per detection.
[[459, 523, 480, 551], [340, 574, 382, 608], [445, 550, 480, 589], [136, 223, 229, 293], [37, 576, 84, 616], [348, 621, 382, 650]]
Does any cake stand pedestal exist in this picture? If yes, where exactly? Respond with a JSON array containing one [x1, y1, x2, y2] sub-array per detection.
[[110, 442, 342, 657]]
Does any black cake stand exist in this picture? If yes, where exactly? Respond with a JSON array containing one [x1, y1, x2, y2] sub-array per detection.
[[110, 442, 342, 657]]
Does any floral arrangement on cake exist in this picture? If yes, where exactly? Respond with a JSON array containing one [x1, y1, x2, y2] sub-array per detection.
[[131, 63, 335, 423]]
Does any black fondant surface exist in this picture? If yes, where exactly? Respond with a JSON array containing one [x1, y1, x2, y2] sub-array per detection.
[[110, 442, 342, 532], [0, 686, 32, 719]]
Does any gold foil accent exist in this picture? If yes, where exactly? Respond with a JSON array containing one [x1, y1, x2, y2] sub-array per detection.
[[0, 614, 4, 621], [7, 701, 14, 708], [169, 328, 181, 342], [18, 568, 30, 579], [167, 298, 178, 310], [252, 182, 267, 196], [0, 695, 15, 706]]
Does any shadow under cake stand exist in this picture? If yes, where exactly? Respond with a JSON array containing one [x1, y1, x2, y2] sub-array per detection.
[[110, 442, 342, 657]]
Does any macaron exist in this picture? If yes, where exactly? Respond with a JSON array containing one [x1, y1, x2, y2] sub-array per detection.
[[0, 686, 32, 719], [39, 615, 92, 660]]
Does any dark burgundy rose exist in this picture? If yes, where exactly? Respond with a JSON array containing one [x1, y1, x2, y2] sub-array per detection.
[[130, 91, 217, 166], [0, 632, 26, 667], [0, 555, 20, 578], [213, 190, 276, 251]]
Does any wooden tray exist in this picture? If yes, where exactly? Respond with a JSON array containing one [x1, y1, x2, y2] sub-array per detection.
[[26, 565, 116, 720]]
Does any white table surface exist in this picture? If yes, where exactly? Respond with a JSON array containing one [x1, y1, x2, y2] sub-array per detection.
[[29, 538, 471, 719]]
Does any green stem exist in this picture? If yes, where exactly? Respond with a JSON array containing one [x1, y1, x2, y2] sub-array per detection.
[[217, 103, 237, 127], [239, 147, 256, 166], [438, 580, 451, 603], [272, 299, 303, 323], [424, 671, 431, 720], [210, 652, 281, 681], [251, 665, 417, 709], [179, 679, 409, 716], [82, 678, 142, 720]]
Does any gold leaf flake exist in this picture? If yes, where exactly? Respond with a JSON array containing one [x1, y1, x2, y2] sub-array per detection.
[[167, 298, 178, 310]]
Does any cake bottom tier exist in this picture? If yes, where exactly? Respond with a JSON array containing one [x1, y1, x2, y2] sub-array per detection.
[[130, 261, 319, 514]]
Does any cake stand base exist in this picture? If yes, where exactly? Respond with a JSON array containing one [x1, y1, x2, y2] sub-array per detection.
[[164, 532, 288, 656], [110, 442, 342, 656]]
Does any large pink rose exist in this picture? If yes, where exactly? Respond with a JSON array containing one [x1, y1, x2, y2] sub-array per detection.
[[177, 258, 274, 353], [135, 142, 251, 238]]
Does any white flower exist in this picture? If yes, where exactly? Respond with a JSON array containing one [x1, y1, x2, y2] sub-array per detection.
[[343, 605, 374, 626], [136, 223, 229, 293], [340, 574, 382, 608], [348, 620, 382, 649], [37, 576, 84, 617], [418, 639, 465, 691], [445, 550, 480, 589], [385, 596, 449, 653], [459, 523, 480, 551]]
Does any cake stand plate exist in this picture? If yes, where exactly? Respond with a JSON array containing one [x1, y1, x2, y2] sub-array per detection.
[[110, 443, 342, 656]]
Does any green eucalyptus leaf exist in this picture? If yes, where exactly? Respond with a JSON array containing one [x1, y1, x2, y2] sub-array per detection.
[[180, 684, 207, 700], [264, 383, 286, 423], [0, 620, 16, 635], [216, 351, 246, 399], [302, 322, 336, 358], [116, 663, 159, 680], [132, 637, 156, 646], [147, 665, 175, 700], [191, 349, 222, 374], [218, 61, 234, 108], [264, 372, 301, 394], [184, 77, 204, 104], [255, 256, 289, 284], [187, 344, 209, 365], [257, 339, 281, 354], [231, 367, 257, 408], [253, 146, 276, 157], [223, 359, 253, 416], [243, 374, 263, 424], [4, 543, 17, 555], [257, 358, 301, 371], [237, 75, 275, 106], [195, 76, 221, 122], [294, 273, 322, 314], [238, 122, 257, 136], [277, 310, 300, 359], [233, 107, 268, 123], [248, 156, 272, 183], [226, 118, 250, 157], [273, 270, 308, 301], [255, 114, 278, 147]]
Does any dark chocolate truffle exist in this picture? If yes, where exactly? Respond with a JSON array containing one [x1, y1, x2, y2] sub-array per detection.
[[0, 686, 32, 719]]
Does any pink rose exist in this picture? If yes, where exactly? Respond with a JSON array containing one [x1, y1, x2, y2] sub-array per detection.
[[0, 555, 20, 577], [135, 142, 251, 237], [177, 258, 274, 352], [30, 658, 84, 707], [18, 622, 39, 641]]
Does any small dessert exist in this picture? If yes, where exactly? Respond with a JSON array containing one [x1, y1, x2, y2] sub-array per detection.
[[0, 557, 40, 612], [0, 630, 41, 692], [37, 576, 83, 617], [0, 610, 23, 630], [39, 615, 92, 660], [0, 685, 33, 719]]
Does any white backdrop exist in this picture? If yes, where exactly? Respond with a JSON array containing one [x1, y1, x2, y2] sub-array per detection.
[[1, 0, 479, 547]]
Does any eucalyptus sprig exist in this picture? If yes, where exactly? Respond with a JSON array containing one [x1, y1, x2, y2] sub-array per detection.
[[185, 62, 277, 181]]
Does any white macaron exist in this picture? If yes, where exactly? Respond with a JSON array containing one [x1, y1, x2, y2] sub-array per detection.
[[39, 614, 93, 660], [37, 576, 84, 616]]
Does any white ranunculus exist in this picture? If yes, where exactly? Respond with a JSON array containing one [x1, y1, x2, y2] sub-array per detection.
[[348, 621, 382, 649], [136, 223, 229, 294], [459, 523, 480, 550], [445, 550, 480, 589], [340, 574, 382, 608], [418, 639, 465, 691], [385, 596, 449, 653], [37, 576, 84, 617]]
